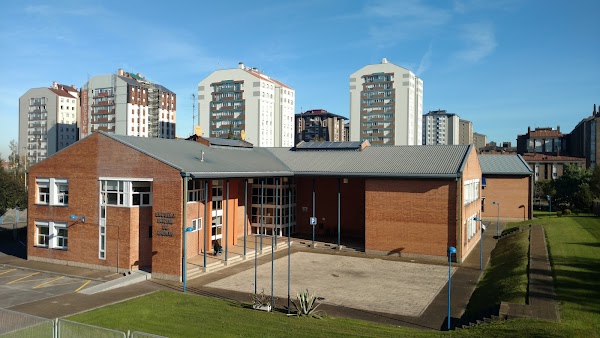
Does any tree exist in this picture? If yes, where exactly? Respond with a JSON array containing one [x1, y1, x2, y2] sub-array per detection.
[[590, 165, 600, 198], [0, 158, 27, 216], [554, 164, 592, 211]]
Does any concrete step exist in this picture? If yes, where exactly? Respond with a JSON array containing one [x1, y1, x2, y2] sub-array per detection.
[[79, 270, 151, 295]]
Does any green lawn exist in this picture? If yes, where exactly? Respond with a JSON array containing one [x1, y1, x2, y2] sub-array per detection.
[[68, 214, 600, 337], [67, 291, 441, 338], [464, 230, 529, 316]]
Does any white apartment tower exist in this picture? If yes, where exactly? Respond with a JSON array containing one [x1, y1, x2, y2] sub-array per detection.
[[349, 58, 423, 145], [422, 110, 460, 145], [198, 63, 295, 147], [19, 82, 80, 165], [80, 69, 176, 139]]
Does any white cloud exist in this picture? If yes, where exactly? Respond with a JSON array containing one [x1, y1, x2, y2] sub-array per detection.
[[455, 22, 497, 63], [416, 44, 433, 75]]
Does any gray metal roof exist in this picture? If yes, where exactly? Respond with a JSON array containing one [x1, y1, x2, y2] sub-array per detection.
[[478, 154, 533, 175], [204, 137, 253, 148], [100, 132, 292, 178], [267, 145, 472, 178], [295, 141, 363, 150]]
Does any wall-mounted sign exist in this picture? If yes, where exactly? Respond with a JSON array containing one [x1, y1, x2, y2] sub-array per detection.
[[155, 212, 176, 236], [310, 217, 317, 226]]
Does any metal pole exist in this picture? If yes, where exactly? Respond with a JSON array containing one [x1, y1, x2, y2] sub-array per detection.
[[480, 222, 483, 271], [275, 178, 279, 246], [183, 175, 189, 293], [312, 178, 315, 248], [225, 180, 229, 262], [254, 233, 257, 296], [287, 185, 291, 314], [261, 179, 264, 250], [497, 203, 500, 238], [448, 254, 452, 330], [244, 179, 247, 256], [337, 178, 341, 249], [271, 210, 275, 310], [203, 181, 208, 268]]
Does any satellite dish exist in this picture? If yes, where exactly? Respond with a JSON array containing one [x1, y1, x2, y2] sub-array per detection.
[[194, 125, 202, 136], [240, 130, 246, 140]]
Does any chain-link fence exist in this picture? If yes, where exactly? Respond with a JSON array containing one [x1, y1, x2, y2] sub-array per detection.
[[0, 308, 53, 337], [0, 310, 166, 338]]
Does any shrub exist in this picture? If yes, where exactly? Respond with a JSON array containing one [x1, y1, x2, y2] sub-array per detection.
[[289, 289, 324, 319], [563, 208, 572, 215], [557, 211, 563, 217], [250, 289, 272, 310]]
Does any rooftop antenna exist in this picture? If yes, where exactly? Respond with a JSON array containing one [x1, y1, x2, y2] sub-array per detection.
[[192, 93, 197, 135]]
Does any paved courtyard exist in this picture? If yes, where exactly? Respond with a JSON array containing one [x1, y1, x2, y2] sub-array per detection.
[[206, 252, 454, 317]]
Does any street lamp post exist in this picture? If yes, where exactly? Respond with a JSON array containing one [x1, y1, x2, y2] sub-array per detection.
[[474, 217, 484, 270], [492, 201, 500, 238], [447, 246, 457, 331], [546, 195, 552, 213]]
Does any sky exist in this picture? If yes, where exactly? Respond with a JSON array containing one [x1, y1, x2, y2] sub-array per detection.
[[0, 0, 599, 158]]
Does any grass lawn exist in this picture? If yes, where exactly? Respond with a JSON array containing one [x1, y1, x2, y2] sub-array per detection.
[[67, 290, 441, 338], [68, 213, 600, 337], [464, 230, 529, 316]]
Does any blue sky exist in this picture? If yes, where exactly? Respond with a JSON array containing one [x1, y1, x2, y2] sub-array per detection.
[[1, 0, 599, 158]]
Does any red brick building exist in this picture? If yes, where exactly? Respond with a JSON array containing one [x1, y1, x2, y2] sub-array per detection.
[[28, 133, 485, 281], [479, 154, 533, 222]]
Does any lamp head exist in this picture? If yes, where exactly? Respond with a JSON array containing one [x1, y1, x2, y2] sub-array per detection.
[[493, 201, 498, 205], [474, 217, 481, 221], [185, 227, 194, 233], [448, 246, 457, 254]]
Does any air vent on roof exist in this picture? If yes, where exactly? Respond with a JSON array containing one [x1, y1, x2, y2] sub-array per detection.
[[381, 58, 389, 64]]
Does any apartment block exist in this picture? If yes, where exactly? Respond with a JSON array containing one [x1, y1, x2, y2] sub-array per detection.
[[198, 63, 295, 147], [473, 132, 487, 151], [80, 69, 176, 139], [567, 105, 600, 168], [516, 126, 566, 155], [422, 110, 459, 145], [459, 119, 473, 145], [294, 109, 348, 144], [18, 82, 80, 165], [350, 58, 423, 145]]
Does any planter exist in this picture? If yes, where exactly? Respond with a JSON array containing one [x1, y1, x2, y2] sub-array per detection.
[[252, 304, 272, 312]]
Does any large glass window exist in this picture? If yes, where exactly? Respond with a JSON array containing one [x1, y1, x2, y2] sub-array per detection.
[[132, 182, 151, 206], [188, 179, 205, 202]]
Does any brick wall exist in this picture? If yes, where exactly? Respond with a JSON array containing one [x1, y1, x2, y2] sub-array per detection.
[[481, 176, 531, 220], [28, 133, 184, 279], [460, 148, 483, 261], [295, 177, 365, 240], [365, 178, 457, 258]]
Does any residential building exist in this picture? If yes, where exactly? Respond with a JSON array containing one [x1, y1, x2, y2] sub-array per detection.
[[343, 122, 350, 141], [294, 109, 348, 144], [473, 132, 487, 151], [28, 132, 485, 282], [80, 69, 176, 139], [517, 126, 566, 155], [349, 58, 423, 145], [521, 153, 586, 182], [198, 62, 295, 147], [459, 119, 473, 145], [422, 110, 459, 145], [479, 154, 533, 221], [18, 82, 80, 165]]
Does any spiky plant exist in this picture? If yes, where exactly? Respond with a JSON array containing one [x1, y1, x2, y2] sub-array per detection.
[[289, 289, 323, 319]]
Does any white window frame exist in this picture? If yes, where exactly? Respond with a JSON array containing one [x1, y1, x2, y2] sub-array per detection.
[[464, 179, 480, 205], [55, 179, 69, 206], [132, 181, 152, 206], [36, 179, 50, 205], [191, 218, 202, 232], [35, 221, 50, 247], [35, 221, 68, 249]]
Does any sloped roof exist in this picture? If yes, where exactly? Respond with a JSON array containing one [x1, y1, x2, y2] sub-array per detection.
[[478, 154, 532, 175], [203, 137, 253, 148], [266, 145, 472, 178], [48, 88, 76, 99], [100, 132, 292, 178]]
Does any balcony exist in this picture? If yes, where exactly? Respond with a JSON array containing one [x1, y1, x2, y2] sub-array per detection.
[[92, 109, 115, 115], [93, 126, 115, 132], [92, 117, 115, 123], [91, 101, 114, 107], [93, 92, 114, 99]]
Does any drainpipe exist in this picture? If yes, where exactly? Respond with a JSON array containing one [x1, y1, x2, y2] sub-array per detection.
[[456, 175, 463, 264]]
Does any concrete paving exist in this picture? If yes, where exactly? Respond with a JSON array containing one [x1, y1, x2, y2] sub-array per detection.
[[207, 251, 454, 317]]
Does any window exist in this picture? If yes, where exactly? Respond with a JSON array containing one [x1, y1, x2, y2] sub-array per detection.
[[464, 179, 480, 205], [36, 178, 68, 206], [55, 224, 68, 249], [188, 179, 205, 202], [36, 221, 49, 247], [132, 182, 151, 206], [35, 221, 68, 249], [102, 180, 126, 206], [191, 218, 202, 232], [37, 179, 49, 204], [467, 214, 477, 240], [56, 180, 68, 205]]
